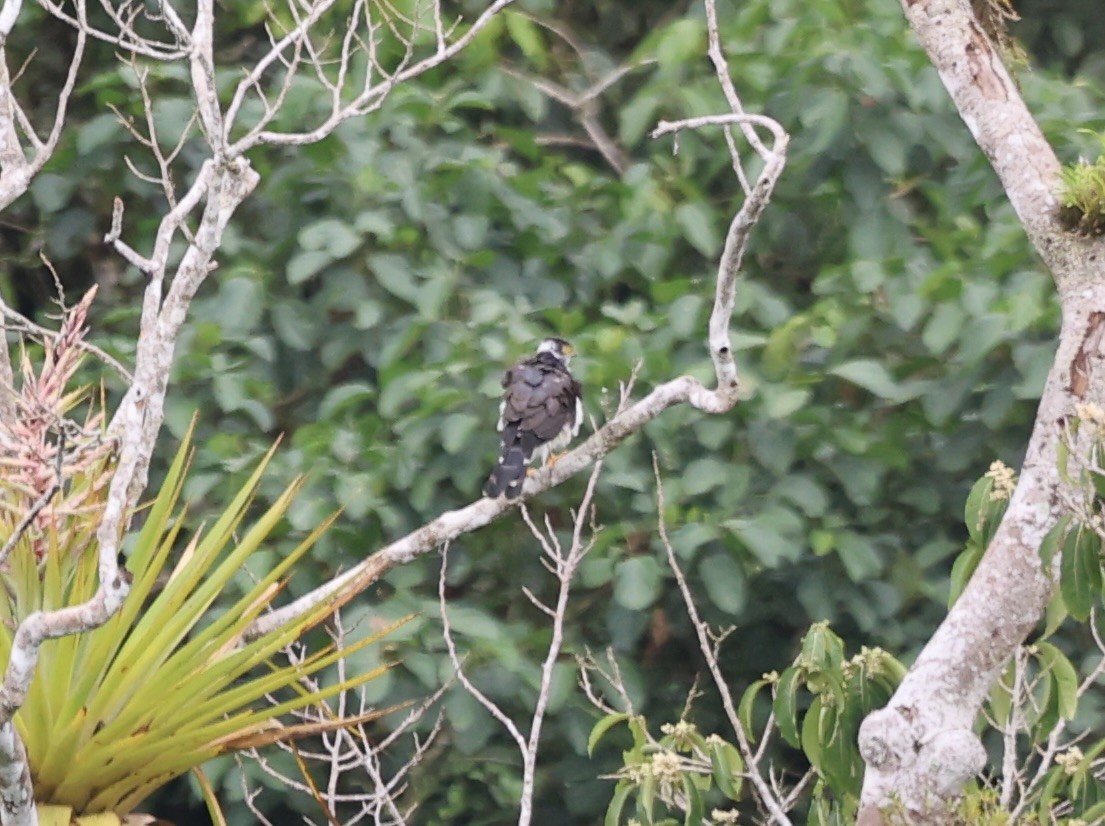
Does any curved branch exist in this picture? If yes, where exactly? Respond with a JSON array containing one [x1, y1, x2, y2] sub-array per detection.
[[247, 1, 790, 648], [246, 374, 727, 640], [651, 112, 789, 399]]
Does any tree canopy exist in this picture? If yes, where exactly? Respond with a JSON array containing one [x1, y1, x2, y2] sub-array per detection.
[[4, 0, 1105, 823]]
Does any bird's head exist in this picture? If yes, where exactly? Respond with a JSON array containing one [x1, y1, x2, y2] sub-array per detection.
[[536, 336, 575, 366]]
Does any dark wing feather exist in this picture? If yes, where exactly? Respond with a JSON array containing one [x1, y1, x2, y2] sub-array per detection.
[[484, 353, 582, 499]]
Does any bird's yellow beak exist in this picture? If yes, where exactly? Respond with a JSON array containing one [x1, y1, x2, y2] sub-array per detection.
[[562, 343, 576, 356]]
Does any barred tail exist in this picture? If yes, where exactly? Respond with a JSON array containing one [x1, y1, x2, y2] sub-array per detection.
[[484, 428, 540, 500], [483, 444, 528, 499]]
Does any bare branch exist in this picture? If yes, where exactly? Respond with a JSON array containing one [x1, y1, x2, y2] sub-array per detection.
[[247, 2, 786, 642], [500, 56, 651, 176], [0, 0, 85, 211], [188, 0, 225, 147], [899, 0, 1083, 271], [518, 461, 603, 825], [0, 320, 10, 421], [653, 455, 794, 826], [37, 0, 189, 60], [438, 543, 529, 756], [651, 112, 788, 398], [703, 0, 766, 190], [0, 721, 32, 826], [999, 648, 1026, 809], [246, 372, 735, 640], [228, 0, 519, 154], [0, 0, 20, 42]]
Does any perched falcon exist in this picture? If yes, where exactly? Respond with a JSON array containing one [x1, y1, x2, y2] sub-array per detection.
[[483, 337, 583, 500]]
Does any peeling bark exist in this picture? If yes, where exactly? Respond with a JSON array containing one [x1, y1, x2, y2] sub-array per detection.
[[857, 0, 1105, 821]]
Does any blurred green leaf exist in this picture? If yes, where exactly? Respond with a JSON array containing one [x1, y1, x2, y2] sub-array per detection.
[[1060, 524, 1101, 622], [698, 552, 747, 614], [614, 557, 662, 610]]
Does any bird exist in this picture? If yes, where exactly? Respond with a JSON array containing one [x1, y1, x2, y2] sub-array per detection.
[[483, 337, 583, 500]]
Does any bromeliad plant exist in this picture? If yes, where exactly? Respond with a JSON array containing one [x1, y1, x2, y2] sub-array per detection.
[[7, 429, 395, 818], [0, 293, 397, 822]]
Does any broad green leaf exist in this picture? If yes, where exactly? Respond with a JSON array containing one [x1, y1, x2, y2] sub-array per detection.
[[1060, 524, 1102, 621], [655, 18, 705, 74], [298, 218, 360, 257], [835, 532, 882, 582], [504, 11, 548, 70], [708, 739, 744, 801], [725, 507, 804, 568], [1039, 515, 1072, 572], [674, 202, 721, 257], [1034, 641, 1079, 721], [76, 113, 120, 154], [605, 781, 633, 826], [1069, 739, 1105, 799], [921, 302, 966, 355], [830, 359, 904, 401], [800, 694, 826, 772], [1041, 589, 1069, 640], [681, 774, 704, 826], [613, 557, 662, 610], [773, 667, 801, 749], [271, 301, 317, 350], [587, 712, 630, 757], [287, 250, 332, 285], [948, 540, 984, 608], [698, 553, 746, 615], [962, 475, 993, 542], [739, 678, 771, 743], [1033, 672, 1061, 741], [987, 661, 1014, 728], [618, 92, 658, 146], [801, 623, 845, 673], [681, 457, 731, 496], [1037, 765, 1069, 823], [29, 173, 75, 212], [636, 772, 657, 824], [369, 253, 420, 303], [1079, 801, 1105, 823]]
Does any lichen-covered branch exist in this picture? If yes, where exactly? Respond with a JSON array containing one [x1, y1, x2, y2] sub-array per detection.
[[651, 112, 788, 392], [857, 1, 1105, 822], [0, 0, 86, 211]]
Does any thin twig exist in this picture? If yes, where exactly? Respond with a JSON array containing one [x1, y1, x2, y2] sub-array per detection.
[[438, 543, 528, 755], [654, 455, 794, 826], [518, 460, 604, 825]]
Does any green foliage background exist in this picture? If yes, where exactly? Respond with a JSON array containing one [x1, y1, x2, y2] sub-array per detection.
[[4, 0, 1105, 821]]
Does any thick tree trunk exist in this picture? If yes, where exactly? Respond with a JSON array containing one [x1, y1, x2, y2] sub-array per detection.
[[857, 0, 1105, 822]]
